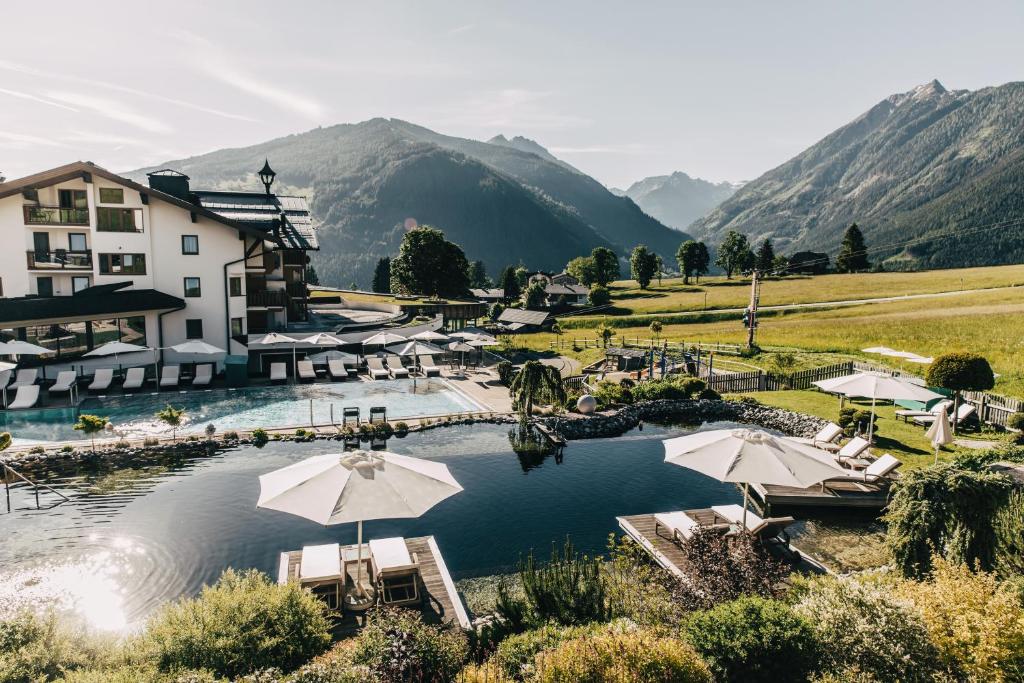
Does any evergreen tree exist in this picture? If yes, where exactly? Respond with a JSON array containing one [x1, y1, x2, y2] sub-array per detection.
[[694, 242, 711, 282], [677, 240, 700, 284], [371, 257, 391, 293], [499, 265, 521, 300], [629, 244, 659, 289], [836, 223, 871, 273], [304, 264, 320, 286], [388, 226, 470, 297], [524, 281, 547, 309], [715, 230, 753, 278], [590, 247, 620, 286], [755, 239, 775, 272], [468, 260, 489, 288]]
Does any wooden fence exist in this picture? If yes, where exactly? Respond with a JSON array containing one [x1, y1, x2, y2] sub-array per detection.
[[549, 337, 743, 355], [561, 374, 592, 394]]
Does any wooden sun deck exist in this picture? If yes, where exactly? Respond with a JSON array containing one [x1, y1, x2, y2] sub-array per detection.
[[617, 513, 828, 577], [749, 479, 890, 512], [279, 535, 470, 637]]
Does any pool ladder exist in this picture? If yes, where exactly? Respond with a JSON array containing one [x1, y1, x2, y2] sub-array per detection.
[[2, 463, 70, 513]]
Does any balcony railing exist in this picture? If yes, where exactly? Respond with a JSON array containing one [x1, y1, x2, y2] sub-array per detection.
[[247, 290, 290, 308], [23, 205, 89, 226], [26, 250, 93, 270]]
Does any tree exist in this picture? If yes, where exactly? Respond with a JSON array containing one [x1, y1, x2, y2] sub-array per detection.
[[371, 257, 391, 293], [787, 251, 829, 275], [715, 231, 752, 279], [836, 223, 871, 273], [508, 360, 566, 420], [755, 239, 775, 272], [156, 404, 185, 441], [655, 254, 664, 286], [565, 256, 597, 287], [677, 240, 701, 284], [694, 242, 710, 282], [630, 245, 659, 289], [303, 263, 320, 286], [488, 301, 505, 321], [926, 352, 995, 433], [590, 247, 619, 286], [73, 414, 108, 452], [649, 320, 663, 341], [588, 285, 610, 306], [499, 265, 521, 300], [468, 260, 489, 288], [596, 324, 614, 348], [524, 281, 547, 309], [388, 226, 470, 298]]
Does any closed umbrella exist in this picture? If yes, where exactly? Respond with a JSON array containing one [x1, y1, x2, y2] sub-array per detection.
[[257, 450, 463, 601], [664, 428, 847, 527], [925, 410, 954, 463], [254, 332, 299, 378], [813, 372, 943, 442]]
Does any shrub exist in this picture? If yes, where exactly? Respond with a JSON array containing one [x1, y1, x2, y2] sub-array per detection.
[[372, 422, 394, 439], [509, 538, 611, 627], [684, 596, 820, 683], [60, 667, 217, 682], [631, 376, 707, 402], [1008, 412, 1024, 431], [60, 444, 75, 453], [155, 405, 186, 441], [351, 606, 467, 682], [592, 380, 632, 407], [496, 361, 515, 386], [605, 534, 686, 628], [837, 407, 875, 437], [143, 436, 160, 447], [674, 527, 790, 610], [251, 428, 269, 447], [73, 413, 109, 452], [490, 622, 596, 679], [357, 424, 373, 441], [29, 445, 45, 454], [223, 431, 240, 441], [697, 387, 721, 400], [896, 556, 1024, 681], [140, 568, 331, 679], [996, 490, 1024, 577], [792, 575, 939, 682], [534, 624, 712, 682], [0, 609, 115, 682], [588, 285, 611, 306], [393, 421, 409, 437]]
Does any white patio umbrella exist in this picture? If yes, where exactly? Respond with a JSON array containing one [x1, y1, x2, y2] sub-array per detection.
[[387, 341, 444, 375], [362, 332, 407, 348], [925, 410, 954, 463], [449, 328, 495, 342], [447, 341, 475, 367], [467, 338, 500, 347], [254, 332, 300, 378], [2, 340, 53, 356], [302, 332, 345, 346], [304, 349, 358, 364], [813, 371, 943, 442], [906, 355, 934, 365], [169, 340, 226, 380], [862, 346, 898, 355], [257, 450, 463, 599], [409, 330, 450, 343], [664, 428, 848, 527]]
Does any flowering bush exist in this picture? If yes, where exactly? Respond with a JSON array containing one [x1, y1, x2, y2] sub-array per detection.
[[792, 574, 939, 682], [675, 527, 790, 610], [351, 606, 467, 682]]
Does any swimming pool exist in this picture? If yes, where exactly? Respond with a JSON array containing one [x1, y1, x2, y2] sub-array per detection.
[[0, 421, 882, 631], [0, 379, 486, 443]]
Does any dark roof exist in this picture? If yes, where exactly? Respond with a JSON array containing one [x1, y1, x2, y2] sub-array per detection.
[[497, 308, 550, 326], [0, 288, 184, 326], [470, 288, 505, 299], [544, 284, 589, 296], [193, 191, 318, 250]]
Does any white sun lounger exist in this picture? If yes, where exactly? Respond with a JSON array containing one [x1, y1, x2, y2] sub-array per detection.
[[10, 368, 38, 389], [0, 370, 10, 390], [269, 362, 288, 383], [192, 363, 213, 387], [366, 357, 389, 380], [711, 504, 796, 542], [385, 356, 409, 379], [832, 453, 903, 484], [122, 367, 146, 391], [8, 384, 40, 409], [159, 365, 180, 388], [790, 422, 844, 451], [654, 511, 701, 544], [328, 359, 349, 381], [369, 537, 421, 606], [896, 399, 952, 422], [419, 356, 441, 377], [297, 360, 317, 382], [343, 361, 359, 378], [913, 403, 975, 427], [88, 368, 114, 392], [835, 436, 871, 463], [49, 370, 77, 394]]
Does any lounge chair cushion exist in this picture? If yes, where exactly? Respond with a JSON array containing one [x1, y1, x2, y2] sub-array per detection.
[[123, 368, 145, 389], [300, 543, 341, 581], [369, 537, 415, 573], [270, 363, 287, 380], [50, 371, 77, 392], [654, 511, 700, 541], [11, 369, 38, 388], [711, 504, 765, 532], [9, 385, 40, 409], [160, 366, 180, 386], [89, 368, 113, 390], [837, 436, 870, 459], [863, 453, 902, 480]]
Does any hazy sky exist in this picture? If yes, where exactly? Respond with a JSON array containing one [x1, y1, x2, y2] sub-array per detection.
[[2, 1, 1023, 188]]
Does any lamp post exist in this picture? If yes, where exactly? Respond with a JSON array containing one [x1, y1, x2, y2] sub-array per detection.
[[258, 159, 277, 195]]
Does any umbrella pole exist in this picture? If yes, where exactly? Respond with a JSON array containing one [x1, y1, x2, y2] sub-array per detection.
[[741, 482, 749, 530], [355, 519, 364, 598], [868, 395, 876, 442]]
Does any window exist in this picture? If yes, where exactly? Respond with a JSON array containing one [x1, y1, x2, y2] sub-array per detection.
[[59, 189, 88, 210], [99, 253, 146, 275], [72, 277, 90, 293], [184, 277, 201, 297], [181, 235, 199, 255], [230, 317, 244, 336], [229, 276, 243, 297], [185, 319, 203, 340], [98, 187, 124, 204], [68, 233, 88, 252], [97, 207, 138, 232], [36, 277, 53, 297]]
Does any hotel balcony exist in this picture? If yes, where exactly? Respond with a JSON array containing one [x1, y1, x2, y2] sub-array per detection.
[[247, 289, 290, 309], [25, 249, 93, 270], [23, 205, 90, 226]]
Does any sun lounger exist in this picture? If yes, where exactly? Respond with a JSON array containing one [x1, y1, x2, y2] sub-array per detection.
[[790, 422, 844, 451], [0, 371, 10, 390], [8, 384, 40, 409], [835, 436, 870, 463], [711, 504, 796, 548], [343, 361, 359, 378], [654, 511, 729, 545], [369, 537, 421, 606], [913, 403, 975, 427], [269, 362, 288, 383], [297, 360, 317, 382], [122, 367, 146, 391], [328, 359, 349, 381], [830, 453, 902, 485], [896, 399, 952, 422], [159, 365, 180, 388], [366, 357, 389, 380], [192, 364, 213, 387], [385, 356, 409, 379], [419, 356, 441, 377], [49, 370, 77, 395], [88, 368, 114, 392], [10, 368, 38, 389]]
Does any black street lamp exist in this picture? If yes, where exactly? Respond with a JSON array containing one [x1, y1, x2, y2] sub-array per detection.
[[258, 159, 276, 195]]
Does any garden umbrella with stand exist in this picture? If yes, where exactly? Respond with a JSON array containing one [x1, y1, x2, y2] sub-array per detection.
[[663, 428, 848, 528], [2, 341, 52, 406], [84, 341, 157, 387], [169, 341, 225, 380], [813, 371, 943, 442], [925, 409, 954, 464], [409, 330, 450, 343], [361, 332, 407, 348], [253, 332, 300, 379], [256, 450, 463, 606], [387, 341, 444, 378], [447, 341, 475, 369]]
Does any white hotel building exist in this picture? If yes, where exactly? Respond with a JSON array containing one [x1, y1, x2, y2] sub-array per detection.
[[0, 160, 317, 373]]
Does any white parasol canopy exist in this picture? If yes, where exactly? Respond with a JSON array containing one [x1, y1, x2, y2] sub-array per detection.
[[387, 341, 444, 357], [0, 361, 15, 372], [925, 410, 954, 463], [362, 332, 407, 347], [467, 338, 500, 347], [862, 346, 898, 355], [813, 371, 943, 441], [3, 340, 53, 356], [253, 333, 300, 378], [409, 330, 450, 342], [304, 349, 358, 364], [85, 341, 153, 357], [302, 332, 345, 346], [664, 428, 847, 526], [169, 341, 225, 355], [257, 450, 463, 598]]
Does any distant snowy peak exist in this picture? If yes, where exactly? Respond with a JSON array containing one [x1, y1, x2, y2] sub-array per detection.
[[621, 171, 739, 231]]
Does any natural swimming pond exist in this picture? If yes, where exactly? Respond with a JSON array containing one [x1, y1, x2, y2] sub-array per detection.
[[0, 421, 884, 631], [0, 378, 485, 444]]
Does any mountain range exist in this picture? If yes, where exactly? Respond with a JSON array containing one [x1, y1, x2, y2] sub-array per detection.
[[131, 120, 687, 288], [690, 80, 1024, 269], [612, 172, 740, 231]]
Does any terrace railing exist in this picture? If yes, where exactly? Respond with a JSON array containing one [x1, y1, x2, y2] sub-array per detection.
[[247, 290, 290, 308], [23, 205, 89, 226], [25, 249, 93, 270]]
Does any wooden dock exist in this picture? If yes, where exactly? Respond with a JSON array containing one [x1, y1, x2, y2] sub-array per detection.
[[279, 535, 470, 636], [749, 480, 890, 513], [617, 513, 828, 577]]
